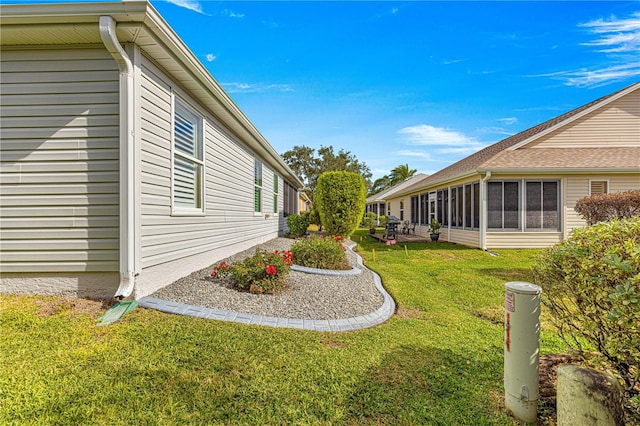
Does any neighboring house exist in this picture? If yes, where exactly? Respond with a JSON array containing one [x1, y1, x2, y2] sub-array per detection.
[[365, 173, 429, 224], [0, 1, 303, 300], [386, 82, 640, 249]]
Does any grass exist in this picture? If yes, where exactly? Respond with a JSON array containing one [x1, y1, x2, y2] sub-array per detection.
[[0, 229, 567, 425]]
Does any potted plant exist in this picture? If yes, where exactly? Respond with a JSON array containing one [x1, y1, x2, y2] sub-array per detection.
[[363, 212, 377, 234], [429, 218, 441, 242]]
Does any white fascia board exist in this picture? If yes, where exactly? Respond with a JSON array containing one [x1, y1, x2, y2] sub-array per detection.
[[507, 82, 640, 151]]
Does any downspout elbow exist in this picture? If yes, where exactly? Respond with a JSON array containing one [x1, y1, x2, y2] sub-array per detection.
[[100, 16, 135, 299]]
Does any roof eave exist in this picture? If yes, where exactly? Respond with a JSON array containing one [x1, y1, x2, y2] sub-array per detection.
[[0, 1, 304, 189], [476, 167, 640, 175]]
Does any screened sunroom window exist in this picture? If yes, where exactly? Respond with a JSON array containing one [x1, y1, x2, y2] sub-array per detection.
[[173, 99, 203, 211], [525, 181, 560, 231], [487, 181, 520, 230]]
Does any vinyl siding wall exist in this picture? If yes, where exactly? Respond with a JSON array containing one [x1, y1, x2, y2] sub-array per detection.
[[138, 55, 282, 271], [0, 48, 120, 276], [564, 174, 640, 238], [527, 91, 640, 148]]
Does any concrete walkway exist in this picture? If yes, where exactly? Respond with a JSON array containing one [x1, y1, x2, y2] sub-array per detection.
[[138, 243, 395, 332]]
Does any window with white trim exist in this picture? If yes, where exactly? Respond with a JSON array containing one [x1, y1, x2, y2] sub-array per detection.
[[525, 181, 560, 231], [254, 159, 263, 213], [173, 98, 204, 211], [273, 173, 278, 214], [590, 180, 608, 195]]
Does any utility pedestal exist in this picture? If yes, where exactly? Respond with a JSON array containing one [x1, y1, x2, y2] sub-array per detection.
[[504, 281, 541, 424]]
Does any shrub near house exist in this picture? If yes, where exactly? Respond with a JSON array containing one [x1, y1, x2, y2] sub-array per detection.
[[315, 171, 367, 237], [533, 218, 640, 397]]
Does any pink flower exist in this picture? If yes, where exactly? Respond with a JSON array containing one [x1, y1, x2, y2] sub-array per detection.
[[265, 265, 277, 275]]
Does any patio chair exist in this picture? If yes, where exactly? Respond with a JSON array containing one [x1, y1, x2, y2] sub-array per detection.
[[408, 223, 416, 235]]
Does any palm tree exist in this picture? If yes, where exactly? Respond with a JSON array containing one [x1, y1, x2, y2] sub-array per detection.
[[389, 164, 417, 185]]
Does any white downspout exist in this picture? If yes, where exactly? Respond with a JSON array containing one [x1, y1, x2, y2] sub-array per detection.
[[99, 16, 135, 299], [480, 171, 492, 251]]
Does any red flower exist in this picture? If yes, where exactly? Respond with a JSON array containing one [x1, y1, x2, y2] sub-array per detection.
[[265, 265, 277, 275], [336, 235, 342, 241], [219, 261, 227, 268], [210, 271, 217, 278]]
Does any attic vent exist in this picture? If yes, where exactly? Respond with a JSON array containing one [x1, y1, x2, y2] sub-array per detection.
[[590, 181, 608, 195]]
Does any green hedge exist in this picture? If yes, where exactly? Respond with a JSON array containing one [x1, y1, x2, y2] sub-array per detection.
[[315, 171, 366, 237], [533, 218, 640, 394]]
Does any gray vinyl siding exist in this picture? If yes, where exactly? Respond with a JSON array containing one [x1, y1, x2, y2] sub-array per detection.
[[0, 48, 120, 272], [139, 56, 280, 269]]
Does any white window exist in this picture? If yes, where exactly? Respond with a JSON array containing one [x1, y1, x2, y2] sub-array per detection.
[[172, 98, 204, 212], [254, 159, 263, 213], [273, 173, 279, 214], [590, 180, 609, 195]]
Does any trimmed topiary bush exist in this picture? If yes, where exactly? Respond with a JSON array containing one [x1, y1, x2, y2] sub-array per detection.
[[291, 235, 350, 270], [532, 218, 640, 395], [575, 190, 640, 225], [286, 214, 310, 238], [315, 171, 367, 237]]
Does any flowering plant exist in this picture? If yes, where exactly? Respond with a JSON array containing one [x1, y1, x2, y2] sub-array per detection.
[[210, 249, 292, 294], [290, 234, 350, 270]]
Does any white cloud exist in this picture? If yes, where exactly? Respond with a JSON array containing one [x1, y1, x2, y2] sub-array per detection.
[[476, 126, 515, 136], [222, 9, 245, 18], [393, 150, 433, 161], [541, 12, 640, 87], [166, 0, 205, 14], [536, 62, 640, 88], [205, 53, 217, 62], [497, 117, 517, 126], [398, 124, 482, 147], [222, 82, 294, 94], [579, 12, 640, 53]]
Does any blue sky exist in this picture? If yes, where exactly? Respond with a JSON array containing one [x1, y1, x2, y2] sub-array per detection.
[[13, 1, 640, 179]]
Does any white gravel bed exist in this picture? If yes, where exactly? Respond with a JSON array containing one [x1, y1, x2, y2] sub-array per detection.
[[150, 238, 384, 320]]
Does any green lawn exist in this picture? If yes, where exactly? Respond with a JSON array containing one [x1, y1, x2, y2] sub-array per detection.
[[0, 230, 567, 425]]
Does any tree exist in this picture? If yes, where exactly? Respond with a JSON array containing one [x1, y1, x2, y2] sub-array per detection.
[[281, 145, 372, 202], [368, 163, 417, 196], [315, 171, 367, 237], [389, 164, 417, 184]]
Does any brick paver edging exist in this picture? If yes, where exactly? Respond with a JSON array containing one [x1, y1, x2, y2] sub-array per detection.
[[138, 242, 396, 331]]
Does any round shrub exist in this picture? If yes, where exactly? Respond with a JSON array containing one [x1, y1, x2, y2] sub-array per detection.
[[362, 211, 377, 228], [291, 235, 350, 270], [532, 218, 640, 394], [315, 171, 366, 237], [286, 213, 310, 238]]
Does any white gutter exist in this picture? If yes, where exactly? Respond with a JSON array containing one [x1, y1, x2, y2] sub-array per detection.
[[480, 171, 492, 251], [99, 16, 135, 299]]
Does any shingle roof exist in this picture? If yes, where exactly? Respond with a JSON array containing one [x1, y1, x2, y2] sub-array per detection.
[[395, 81, 640, 196], [480, 147, 640, 170], [366, 173, 429, 203]]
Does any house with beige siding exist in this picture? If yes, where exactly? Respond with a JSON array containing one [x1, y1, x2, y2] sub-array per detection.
[[386, 82, 640, 249], [365, 173, 428, 223], [0, 1, 303, 299]]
